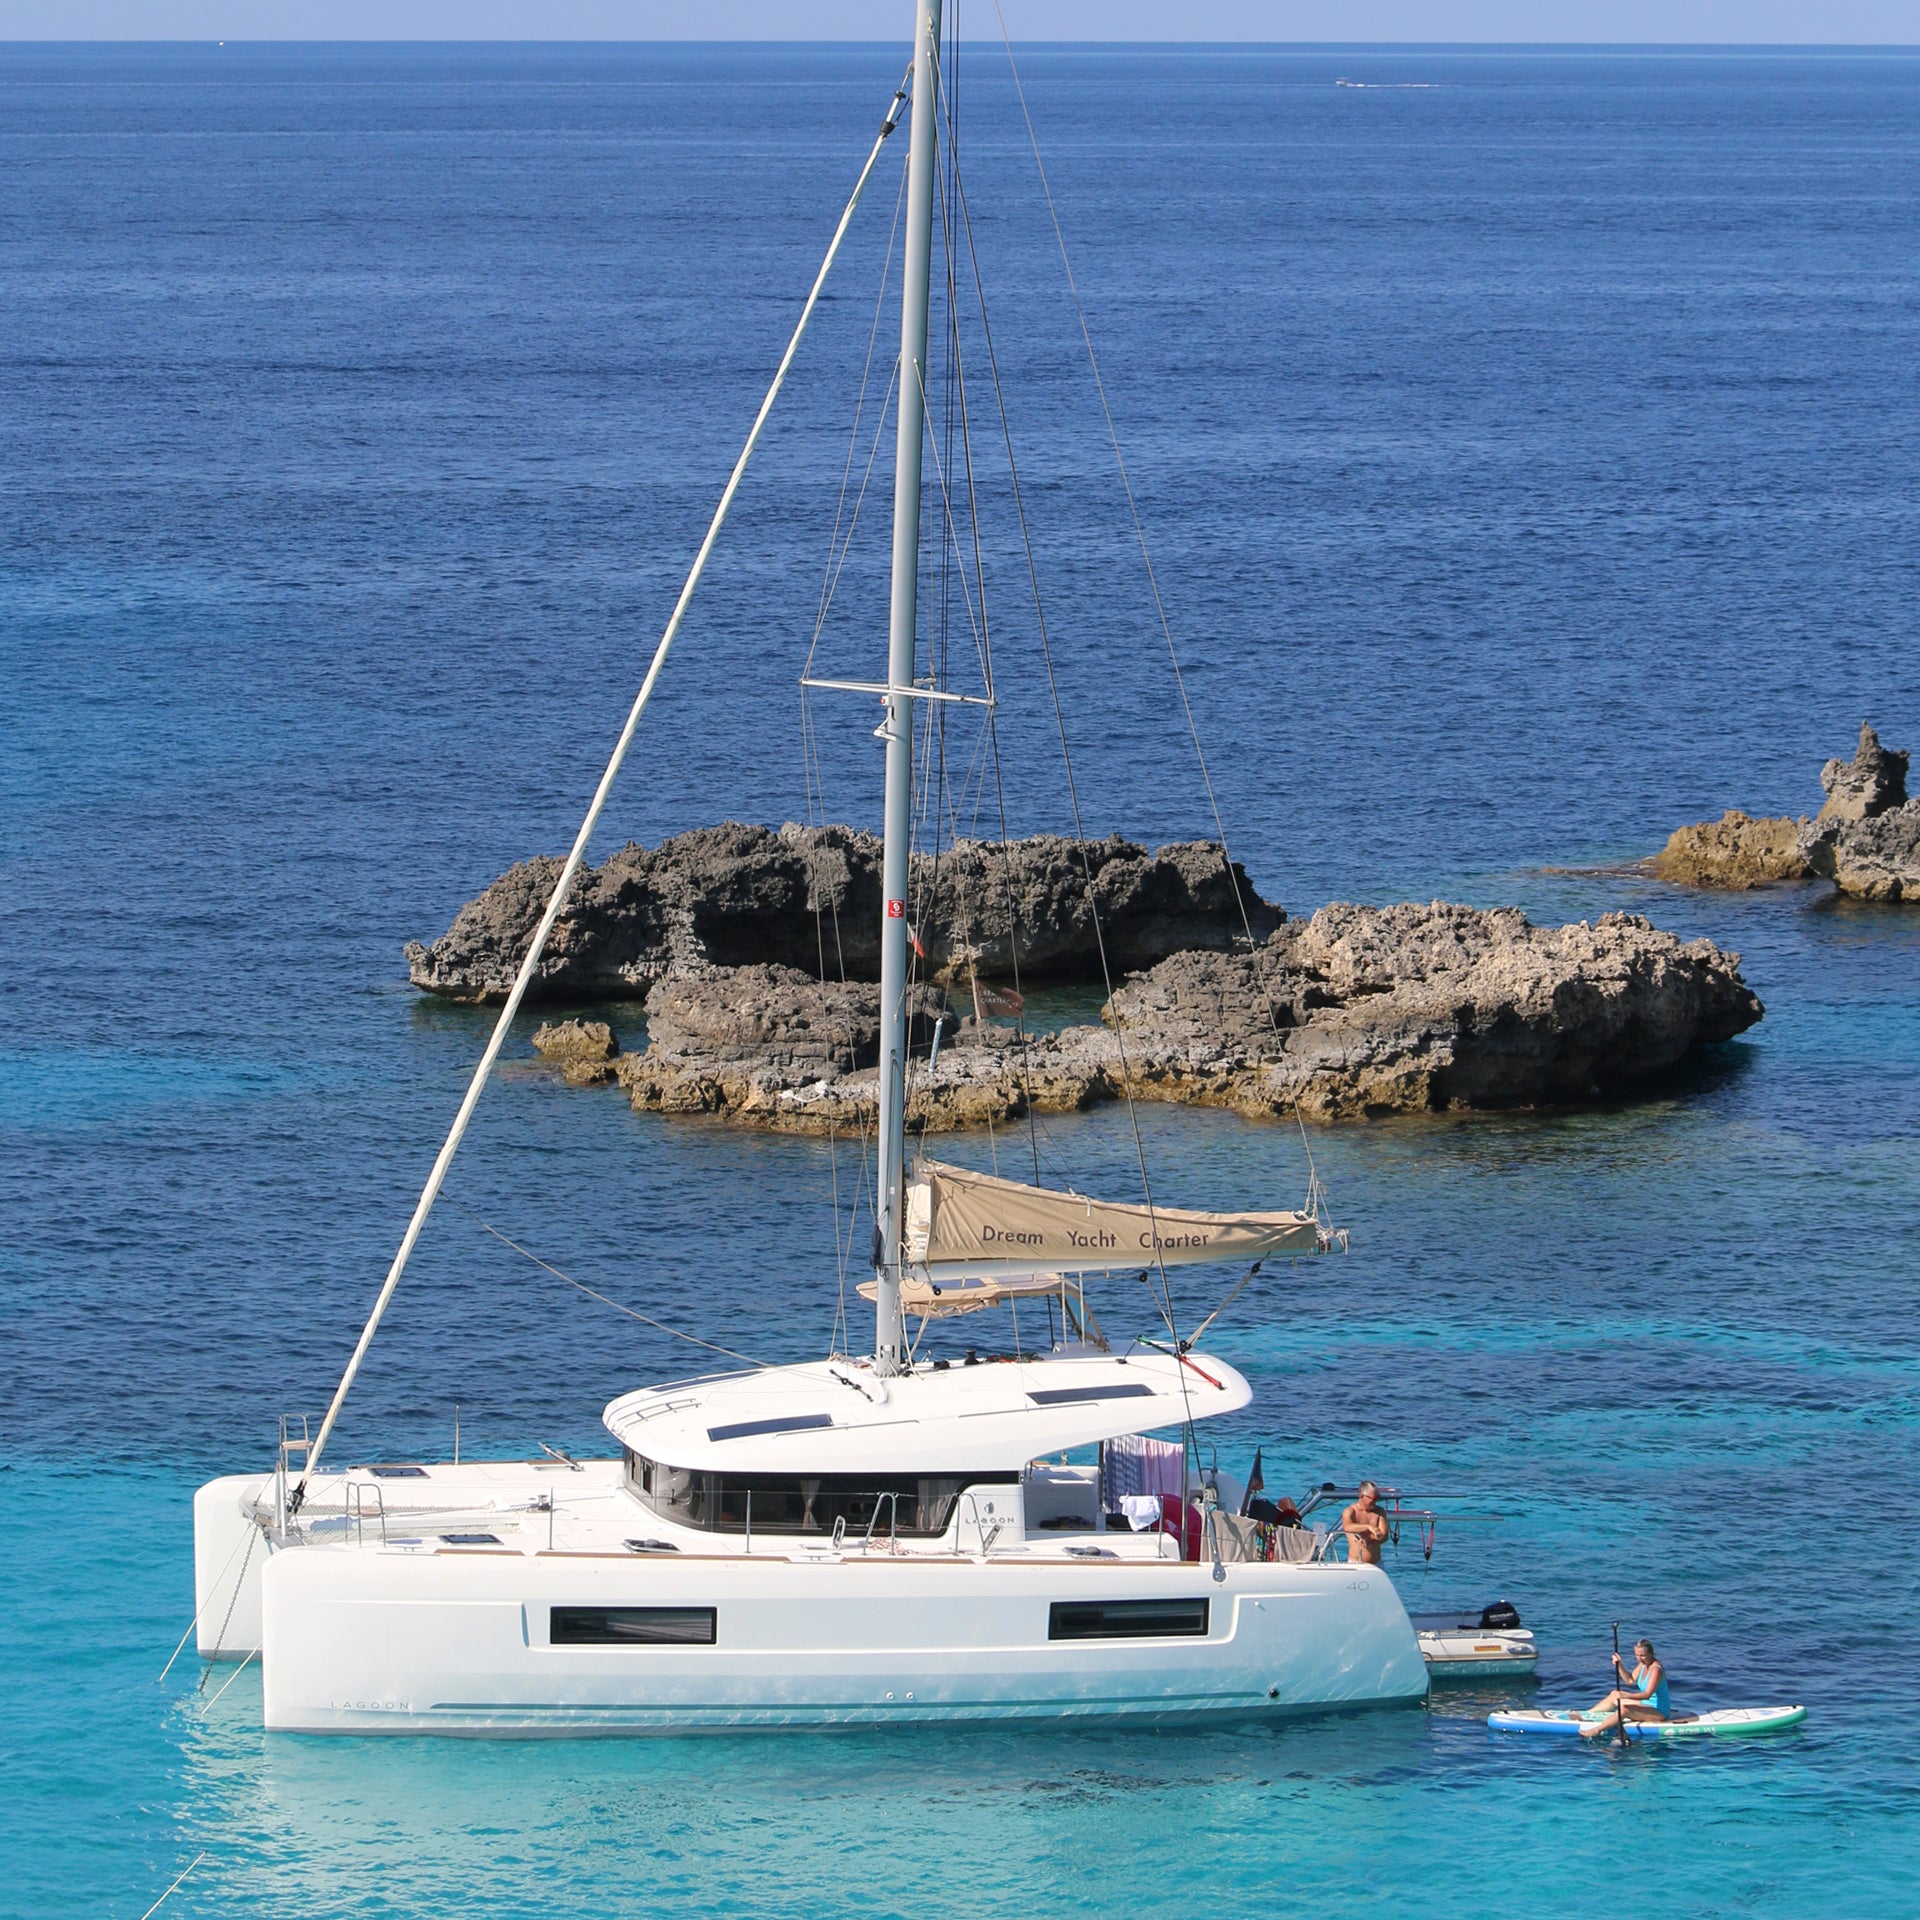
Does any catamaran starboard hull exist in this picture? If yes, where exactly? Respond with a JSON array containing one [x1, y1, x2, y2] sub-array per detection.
[[257, 1546, 1429, 1735]]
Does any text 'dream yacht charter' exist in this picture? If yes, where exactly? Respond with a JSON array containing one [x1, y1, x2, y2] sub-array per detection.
[[191, 0, 1431, 1734]]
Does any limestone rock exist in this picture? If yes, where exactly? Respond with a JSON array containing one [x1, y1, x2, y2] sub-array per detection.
[[1655, 723, 1915, 896], [531, 1018, 620, 1086], [585, 902, 1761, 1133], [614, 966, 950, 1115], [1803, 802, 1920, 902], [1815, 722, 1908, 826], [1800, 724, 1920, 900], [1651, 811, 1813, 889], [1103, 903, 1763, 1120], [406, 825, 1281, 1005]]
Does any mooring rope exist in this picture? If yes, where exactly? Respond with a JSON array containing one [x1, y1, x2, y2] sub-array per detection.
[[137, 1852, 208, 1920], [196, 1523, 257, 1693]]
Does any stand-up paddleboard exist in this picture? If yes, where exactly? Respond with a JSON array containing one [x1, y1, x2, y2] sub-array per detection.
[[1488, 1706, 1806, 1741]]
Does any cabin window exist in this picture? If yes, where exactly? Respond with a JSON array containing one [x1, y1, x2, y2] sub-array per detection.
[[550, 1606, 717, 1647], [623, 1452, 1013, 1537], [1048, 1598, 1210, 1641]]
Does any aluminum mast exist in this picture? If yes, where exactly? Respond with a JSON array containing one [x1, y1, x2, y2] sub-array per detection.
[[872, 0, 942, 1378]]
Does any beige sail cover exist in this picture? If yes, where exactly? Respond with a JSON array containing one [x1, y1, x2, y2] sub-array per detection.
[[857, 1270, 1076, 1318], [905, 1158, 1321, 1278]]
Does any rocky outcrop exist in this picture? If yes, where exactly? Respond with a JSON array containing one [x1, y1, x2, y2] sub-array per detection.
[[1803, 805, 1920, 901], [1800, 724, 1920, 901], [1656, 723, 1919, 900], [531, 1018, 620, 1086], [1814, 722, 1908, 826], [1652, 811, 1813, 888], [406, 825, 1281, 1004], [588, 903, 1762, 1133]]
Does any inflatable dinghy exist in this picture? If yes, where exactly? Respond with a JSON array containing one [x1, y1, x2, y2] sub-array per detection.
[[1413, 1601, 1538, 1680], [1488, 1705, 1806, 1741]]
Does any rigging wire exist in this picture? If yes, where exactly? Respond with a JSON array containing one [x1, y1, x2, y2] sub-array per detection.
[[802, 146, 913, 1356], [447, 1199, 766, 1368], [988, 3, 1334, 1227], [937, 69, 1184, 1359], [812, 153, 913, 646], [926, 33, 1052, 1186], [292, 67, 913, 1494], [895, 18, 1057, 1198]]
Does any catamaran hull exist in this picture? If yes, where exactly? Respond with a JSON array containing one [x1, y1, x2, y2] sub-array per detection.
[[259, 1548, 1429, 1734]]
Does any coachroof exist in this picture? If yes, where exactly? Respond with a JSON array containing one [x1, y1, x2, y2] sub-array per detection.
[[601, 1350, 1249, 1475]]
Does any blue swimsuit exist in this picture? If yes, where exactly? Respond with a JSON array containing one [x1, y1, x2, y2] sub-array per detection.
[[1633, 1662, 1671, 1714]]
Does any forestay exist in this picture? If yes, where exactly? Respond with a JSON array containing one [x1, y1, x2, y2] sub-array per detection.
[[902, 1158, 1323, 1281]]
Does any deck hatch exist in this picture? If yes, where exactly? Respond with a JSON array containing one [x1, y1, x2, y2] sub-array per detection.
[[705, 1412, 835, 1443], [1048, 1598, 1210, 1641], [1027, 1383, 1156, 1407], [550, 1606, 717, 1647]]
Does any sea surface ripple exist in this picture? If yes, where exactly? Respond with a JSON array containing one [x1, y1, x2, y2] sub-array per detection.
[[2, 41, 1917, 1919]]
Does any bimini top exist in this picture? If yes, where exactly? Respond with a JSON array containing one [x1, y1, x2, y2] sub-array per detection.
[[905, 1158, 1324, 1282], [602, 1348, 1250, 1476]]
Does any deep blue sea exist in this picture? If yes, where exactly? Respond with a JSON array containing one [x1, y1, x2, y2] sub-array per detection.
[[4, 40, 1919, 1919]]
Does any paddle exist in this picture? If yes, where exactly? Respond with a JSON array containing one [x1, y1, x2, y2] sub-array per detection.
[[1612, 1621, 1629, 1748]]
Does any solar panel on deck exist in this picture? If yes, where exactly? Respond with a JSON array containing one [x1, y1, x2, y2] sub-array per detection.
[[706, 1412, 835, 1442], [1027, 1383, 1155, 1407]]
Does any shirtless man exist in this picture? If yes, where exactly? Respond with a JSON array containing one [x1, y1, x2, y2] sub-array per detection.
[[1341, 1481, 1390, 1565]]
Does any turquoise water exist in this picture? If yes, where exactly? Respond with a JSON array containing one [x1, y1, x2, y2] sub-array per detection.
[[4, 41, 1919, 1918]]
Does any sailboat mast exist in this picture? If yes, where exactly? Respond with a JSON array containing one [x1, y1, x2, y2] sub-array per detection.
[[872, 0, 942, 1378]]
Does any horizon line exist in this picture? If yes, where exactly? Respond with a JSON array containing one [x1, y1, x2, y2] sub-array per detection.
[[5, 37, 1920, 51]]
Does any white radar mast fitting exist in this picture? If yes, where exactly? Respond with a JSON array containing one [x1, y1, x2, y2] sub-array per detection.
[[870, 0, 943, 1379]]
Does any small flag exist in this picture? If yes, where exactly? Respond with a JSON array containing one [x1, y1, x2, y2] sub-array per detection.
[[906, 922, 926, 959]]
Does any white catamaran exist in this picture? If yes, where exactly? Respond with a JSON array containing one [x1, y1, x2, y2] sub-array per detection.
[[191, 2, 1431, 1733]]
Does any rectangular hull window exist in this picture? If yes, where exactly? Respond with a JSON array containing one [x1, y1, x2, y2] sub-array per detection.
[[1048, 1598, 1209, 1641], [551, 1607, 717, 1647]]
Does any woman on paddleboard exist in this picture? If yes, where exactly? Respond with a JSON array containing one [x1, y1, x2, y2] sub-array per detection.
[[1580, 1638, 1669, 1738]]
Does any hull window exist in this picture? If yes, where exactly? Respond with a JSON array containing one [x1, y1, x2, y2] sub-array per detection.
[[551, 1607, 718, 1647], [1048, 1598, 1210, 1641]]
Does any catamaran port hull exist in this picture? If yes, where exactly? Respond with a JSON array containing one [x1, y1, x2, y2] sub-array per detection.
[[257, 1546, 1429, 1735]]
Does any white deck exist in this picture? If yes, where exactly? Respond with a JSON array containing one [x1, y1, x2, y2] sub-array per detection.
[[604, 1349, 1250, 1474]]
